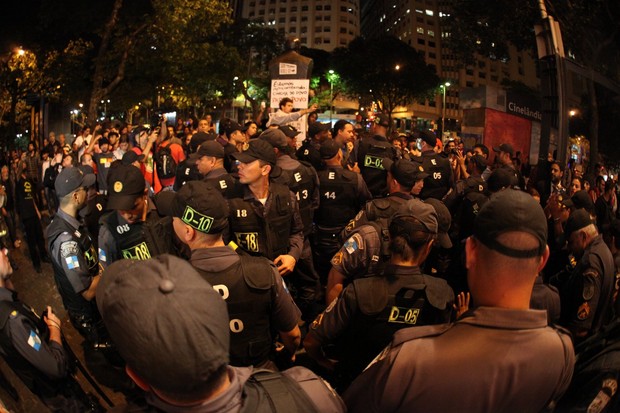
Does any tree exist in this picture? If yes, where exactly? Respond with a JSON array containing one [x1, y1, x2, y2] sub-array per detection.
[[332, 36, 440, 121], [444, 0, 620, 166]]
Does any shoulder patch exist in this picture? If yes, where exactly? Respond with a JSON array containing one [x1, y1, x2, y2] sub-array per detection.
[[577, 302, 591, 320], [98, 248, 107, 263], [65, 256, 80, 269], [60, 241, 79, 258], [344, 233, 364, 254], [331, 251, 343, 266], [28, 330, 41, 351]]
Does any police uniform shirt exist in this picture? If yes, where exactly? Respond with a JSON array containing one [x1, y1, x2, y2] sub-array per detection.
[[0, 289, 68, 380], [530, 276, 561, 325], [559, 235, 615, 337], [49, 209, 98, 294], [344, 307, 575, 413], [331, 225, 382, 281], [190, 246, 301, 333]]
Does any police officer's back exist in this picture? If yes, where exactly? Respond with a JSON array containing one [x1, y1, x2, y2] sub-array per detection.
[[314, 140, 371, 280], [417, 130, 454, 200], [155, 182, 302, 369], [190, 140, 239, 198], [356, 113, 396, 198], [305, 200, 454, 387]]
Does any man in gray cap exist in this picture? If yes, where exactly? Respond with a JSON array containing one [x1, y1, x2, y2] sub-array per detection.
[[155, 181, 301, 369], [305, 199, 454, 389], [554, 208, 615, 342], [45, 167, 104, 346], [344, 189, 574, 413], [97, 255, 345, 412]]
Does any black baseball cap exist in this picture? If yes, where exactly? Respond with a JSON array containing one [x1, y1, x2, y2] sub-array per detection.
[[187, 141, 225, 165], [232, 139, 276, 166], [417, 130, 437, 147], [320, 139, 341, 159], [424, 198, 453, 249], [259, 128, 288, 149], [121, 151, 145, 166], [308, 122, 331, 137], [493, 143, 515, 157], [383, 158, 417, 189], [390, 199, 438, 235], [106, 164, 146, 210], [96, 255, 229, 398], [155, 181, 229, 234], [374, 113, 390, 128], [55, 167, 96, 198], [564, 209, 594, 240], [188, 131, 215, 154], [474, 188, 547, 258], [279, 125, 301, 139]]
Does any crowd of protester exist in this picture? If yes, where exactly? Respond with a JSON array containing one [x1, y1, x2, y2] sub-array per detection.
[[0, 98, 619, 412]]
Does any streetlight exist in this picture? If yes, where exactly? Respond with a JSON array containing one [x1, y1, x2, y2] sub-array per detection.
[[328, 69, 335, 123], [440, 82, 451, 137]]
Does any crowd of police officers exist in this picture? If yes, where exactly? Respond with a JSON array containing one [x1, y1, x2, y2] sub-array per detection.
[[1, 105, 619, 412]]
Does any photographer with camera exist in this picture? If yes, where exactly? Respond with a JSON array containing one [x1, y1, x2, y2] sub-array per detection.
[[0, 248, 101, 412]]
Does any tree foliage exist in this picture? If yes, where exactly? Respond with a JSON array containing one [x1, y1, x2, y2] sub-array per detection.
[[332, 36, 440, 117]]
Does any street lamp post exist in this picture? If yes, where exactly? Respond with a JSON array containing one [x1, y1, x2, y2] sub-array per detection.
[[328, 69, 335, 123], [440, 82, 451, 137]]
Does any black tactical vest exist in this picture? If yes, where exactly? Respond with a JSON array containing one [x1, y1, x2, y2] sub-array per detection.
[[272, 161, 316, 236], [337, 268, 453, 377], [100, 211, 155, 261], [195, 255, 275, 367], [228, 183, 292, 260], [315, 167, 360, 229], [358, 136, 394, 198], [204, 171, 241, 199]]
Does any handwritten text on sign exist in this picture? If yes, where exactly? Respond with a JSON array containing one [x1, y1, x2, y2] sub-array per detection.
[[270, 79, 310, 109]]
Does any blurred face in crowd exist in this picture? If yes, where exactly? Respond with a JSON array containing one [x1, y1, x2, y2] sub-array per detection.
[[119, 141, 129, 152], [411, 178, 424, 196], [28, 143, 35, 153], [62, 155, 73, 168], [237, 160, 269, 185], [1, 166, 8, 181], [82, 154, 93, 166], [119, 195, 147, 225], [550, 163, 563, 184], [336, 124, 354, 145], [245, 123, 257, 138], [473, 146, 486, 158], [198, 119, 210, 133], [573, 165, 583, 179], [281, 101, 294, 113], [196, 155, 216, 176], [570, 179, 582, 196]]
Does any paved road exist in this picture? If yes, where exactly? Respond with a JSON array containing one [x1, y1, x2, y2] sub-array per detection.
[[0, 226, 128, 412]]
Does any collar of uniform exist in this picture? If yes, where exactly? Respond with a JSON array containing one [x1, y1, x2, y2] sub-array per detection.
[[458, 306, 548, 330], [205, 168, 228, 180], [386, 264, 423, 277], [190, 246, 240, 273], [390, 192, 413, 201], [0, 287, 14, 302], [56, 208, 81, 230]]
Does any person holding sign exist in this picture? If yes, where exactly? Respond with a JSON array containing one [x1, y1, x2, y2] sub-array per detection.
[[266, 97, 318, 127]]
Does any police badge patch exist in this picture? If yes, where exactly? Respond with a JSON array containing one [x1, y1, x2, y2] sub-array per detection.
[[60, 241, 79, 258]]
